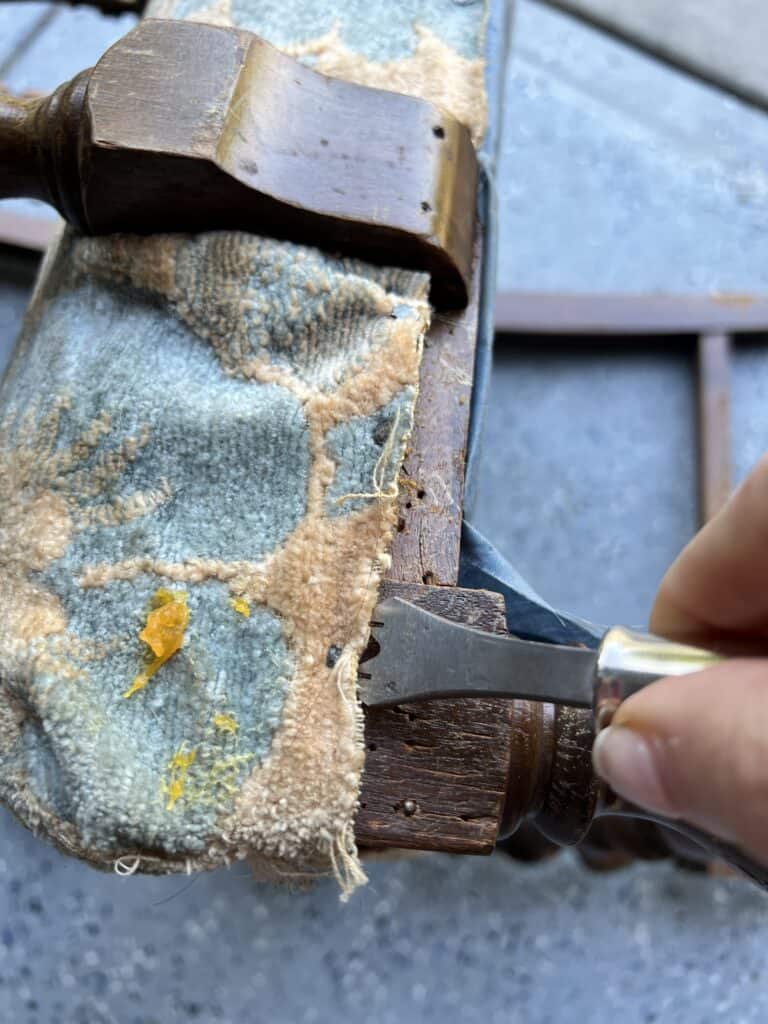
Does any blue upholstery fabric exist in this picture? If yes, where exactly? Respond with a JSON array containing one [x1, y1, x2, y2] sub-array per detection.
[[0, 0, 491, 894]]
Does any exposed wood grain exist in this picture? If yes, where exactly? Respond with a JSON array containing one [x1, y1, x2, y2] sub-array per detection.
[[388, 235, 481, 586], [697, 332, 732, 524], [372, 225, 504, 851], [356, 581, 515, 854]]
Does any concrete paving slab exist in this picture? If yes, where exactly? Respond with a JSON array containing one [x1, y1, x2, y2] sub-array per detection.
[[497, 1, 768, 294], [543, 0, 768, 113], [0, 3, 51, 69], [3, 6, 137, 91], [472, 342, 698, 626]]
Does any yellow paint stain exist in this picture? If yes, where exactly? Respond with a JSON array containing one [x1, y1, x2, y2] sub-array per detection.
[[123, 589, 189, 698], [214, 712, 238, 734], [164, 745, 197, 811], [193, 753, 253, 804], [229, 596, 251, 617]]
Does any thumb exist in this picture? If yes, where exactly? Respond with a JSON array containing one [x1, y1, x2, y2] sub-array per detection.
[[592, 658, 768, 864]]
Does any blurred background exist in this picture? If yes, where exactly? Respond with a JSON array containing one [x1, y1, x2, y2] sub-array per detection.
[[1, 1, 768, 1021]]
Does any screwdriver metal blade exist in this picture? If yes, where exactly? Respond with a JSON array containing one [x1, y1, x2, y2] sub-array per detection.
[[360, 598, 597, 708]]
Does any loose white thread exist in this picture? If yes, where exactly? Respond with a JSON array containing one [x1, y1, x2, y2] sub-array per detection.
[[333, 407, 402, 506], [113, 855, 141, 877]]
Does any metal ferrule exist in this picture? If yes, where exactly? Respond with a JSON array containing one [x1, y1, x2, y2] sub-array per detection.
[[594, 625, 722, 725]]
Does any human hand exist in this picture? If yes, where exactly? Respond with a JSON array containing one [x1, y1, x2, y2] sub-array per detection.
[[592, 455, 768, 865]]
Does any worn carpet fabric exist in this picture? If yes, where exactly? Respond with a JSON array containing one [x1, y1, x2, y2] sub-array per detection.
[[0, 0, 488, 894]]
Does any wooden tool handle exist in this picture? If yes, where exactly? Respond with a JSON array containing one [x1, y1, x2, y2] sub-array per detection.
[[0, 71, 92, 229]]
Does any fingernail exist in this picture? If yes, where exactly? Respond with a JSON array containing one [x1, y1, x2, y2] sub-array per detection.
[[592, 725, 677, 817]]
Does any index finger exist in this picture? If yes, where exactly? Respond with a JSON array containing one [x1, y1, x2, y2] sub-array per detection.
[[651, 453, 768, 648]]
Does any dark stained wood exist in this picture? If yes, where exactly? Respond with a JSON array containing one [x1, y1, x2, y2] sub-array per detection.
[[697, 331, 732, 524], [0, 69, 90, 225], [39, 0, 145, 13], [576, 818, 671, 872], [533, 706, 599, 847], [0, 19, 476, 309], [388, 236, 481, 586], [356, 581, 516, 854], [355, 581, 753, 878], [373, 204, 503, 851], [0, 0, 134, 256]]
